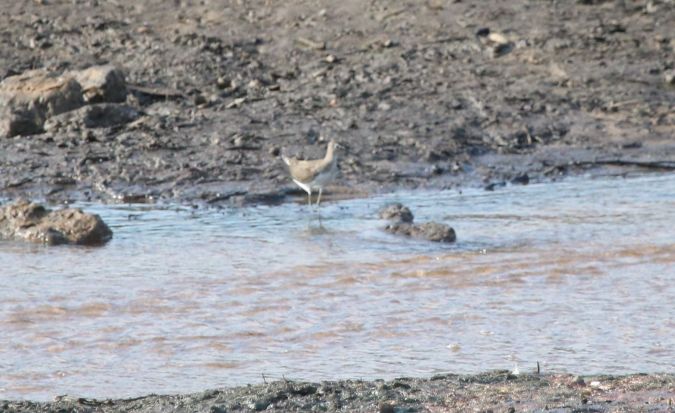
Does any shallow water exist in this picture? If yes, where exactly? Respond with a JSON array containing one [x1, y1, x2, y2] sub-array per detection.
[[1, 174, 674, 401]]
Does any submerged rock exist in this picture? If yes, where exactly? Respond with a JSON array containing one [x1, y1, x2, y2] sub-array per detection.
[[385, 221, 456, 243], [378, 202, 414, 223], [0, 200, 112, 245], [0, 69, 84, 138], [379, 203, 456, 243]]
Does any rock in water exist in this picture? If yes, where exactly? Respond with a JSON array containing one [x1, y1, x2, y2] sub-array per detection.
[[385, 221, 456, 243], [0, 69, 84, 138], [378, 202, 414, 223], [0, 200, 112, 245], [379, 203, 456, 243]]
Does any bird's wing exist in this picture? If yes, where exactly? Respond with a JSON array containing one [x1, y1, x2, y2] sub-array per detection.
[[289, 159, 328, 183]]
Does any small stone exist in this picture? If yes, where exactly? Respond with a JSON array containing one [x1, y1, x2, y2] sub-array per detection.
[[484, 181, 506, 191], [377, 101, 391, 111], [382, 38, 395, 48], [427, 0, 443, 10], [193, 93, 207, 106], [247, 79, 262, 90], [490, 42, 513, 57], [233, 135, 246, 146], [226, 97, 246, 109], [510, 174, 529, 185], [379, 402, 395, 413], [645, 1, 658, 13], [487, 32, 509, 45], [475, 27, 490, 37], [216, 77, 230, 89], [664, 70, 675, 85], [247, 399, 270, 411], [268, 146, 280, 156], [429, 164, 443, 175]]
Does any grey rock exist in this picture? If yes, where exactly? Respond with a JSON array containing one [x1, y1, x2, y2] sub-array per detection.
[[0, 69, 84, 138], [380, 203, 455, 242], [72, 65, 128, 103], [415, 222, 457, 242], [378, 203, 414, 223], [385, 221, 456, 243], [0, 199, 112, 245], [44, 103, 140, 131]]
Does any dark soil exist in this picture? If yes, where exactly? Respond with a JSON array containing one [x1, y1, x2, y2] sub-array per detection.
[[2, 372, 674, 412], [0, 0, 673, 206]]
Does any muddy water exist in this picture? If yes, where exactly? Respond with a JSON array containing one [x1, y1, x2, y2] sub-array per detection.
[[1, 174, 674, 401]]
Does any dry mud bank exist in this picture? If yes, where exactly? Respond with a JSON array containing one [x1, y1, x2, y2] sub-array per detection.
[[0, 0, 673, 205]]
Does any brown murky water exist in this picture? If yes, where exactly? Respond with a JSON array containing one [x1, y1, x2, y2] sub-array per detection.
[[1, 174, 674, 401]]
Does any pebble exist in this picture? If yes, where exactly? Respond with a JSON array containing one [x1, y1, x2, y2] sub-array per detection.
[[510, 174, 529, 185], [475, 27, 490, 37], [379, 402, 395, 413], [664, 70, 675, 85]]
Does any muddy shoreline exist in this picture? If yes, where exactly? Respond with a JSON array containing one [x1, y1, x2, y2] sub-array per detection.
[[2, 372, 674, 412], [1, 0, 673, 206]]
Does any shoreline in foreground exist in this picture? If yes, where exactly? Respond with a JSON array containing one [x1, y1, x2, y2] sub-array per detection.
[[3, 372, 674, 412]]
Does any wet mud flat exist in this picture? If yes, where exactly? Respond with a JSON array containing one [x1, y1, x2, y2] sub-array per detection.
[[1, 0, 674, 205], [2, 372, 674, 413]]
